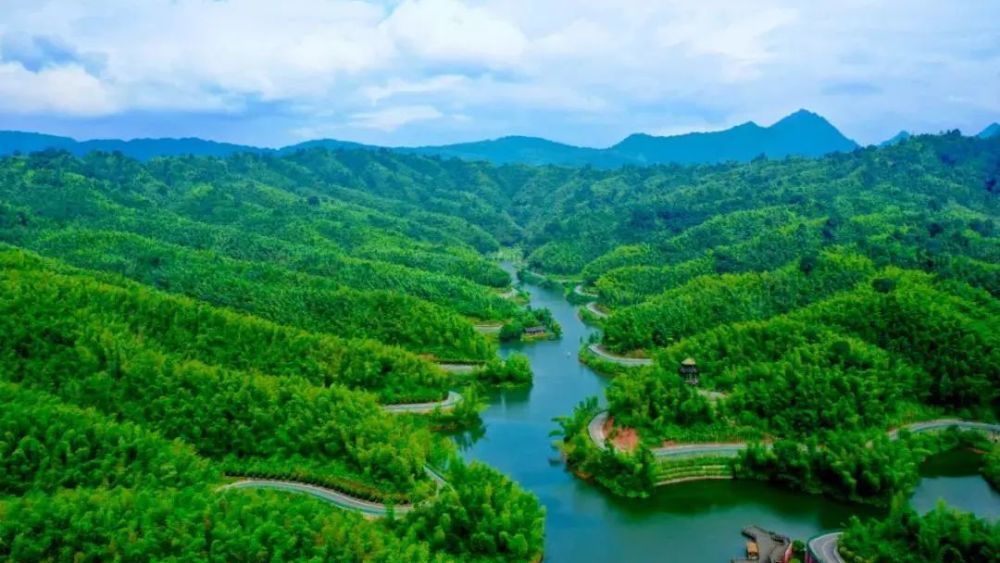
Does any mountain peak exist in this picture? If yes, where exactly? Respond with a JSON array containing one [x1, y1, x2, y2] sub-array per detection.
[[772, 109, 831, 127], [880, 130, 912, 147], [609, 110, 856, 165], [977, 123, 1000, 139]]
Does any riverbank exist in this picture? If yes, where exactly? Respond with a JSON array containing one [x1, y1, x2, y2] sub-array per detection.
[[459, 271, 999, 562]]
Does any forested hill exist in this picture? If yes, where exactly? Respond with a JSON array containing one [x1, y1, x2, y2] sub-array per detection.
[[1, 128, 997, 560], [0, 148, 548, 361], [1, 109, 860, 167], [546, 131, 998, 513], [516, 131, 1000, 278], [0, 143, 554, 560]]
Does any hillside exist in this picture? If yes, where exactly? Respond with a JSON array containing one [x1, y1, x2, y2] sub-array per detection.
[[0, 147, 551, 560], [546, 132, 998, 505], [1, 129, 997, 560]]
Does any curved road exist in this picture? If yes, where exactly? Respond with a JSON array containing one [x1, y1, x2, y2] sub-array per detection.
[[573, 284, 598, 300], [219, 479, 414, 518], [589, 411, 1000, 462], [382, 390, 462, 414], [220, 463, 449, 518], [221, 393, 460, 516], [583, 301, 609, 319], [887, 419, 1000, 439], [586, 344, 653, 366], [807, 532, 845, 563]]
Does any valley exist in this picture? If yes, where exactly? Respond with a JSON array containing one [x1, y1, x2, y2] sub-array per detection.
[[1, 130, 997, 561]]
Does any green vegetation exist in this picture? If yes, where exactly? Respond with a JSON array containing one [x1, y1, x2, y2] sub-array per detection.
[[2, 129, 998, 558], [498, 307, 562, 342], [984, 444, 1000, 490], [476, 354, 534, 387], [0, 147, 560, 560], [544, 134, 999, 503], [398, 462, 545, 560], [553, 398, 656, 497], [839, 503, 1000, 562], [0, 247, 450, 403], [602, 249, 876, 352]]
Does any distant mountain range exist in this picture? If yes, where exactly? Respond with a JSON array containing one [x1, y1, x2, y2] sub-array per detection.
[[0, 130, 268, 160], [1, 111, 996, 168]]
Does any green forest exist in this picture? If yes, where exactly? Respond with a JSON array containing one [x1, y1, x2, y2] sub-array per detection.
[[542, 134, 998, 560], [1, 131, 998, 560], [839, 503, 999, 562]]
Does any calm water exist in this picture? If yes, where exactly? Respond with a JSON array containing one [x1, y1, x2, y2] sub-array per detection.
[[910, 449, 1000, 517], [460, 276, 997, 562]]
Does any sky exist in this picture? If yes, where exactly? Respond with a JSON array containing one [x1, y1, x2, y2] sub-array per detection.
[[0, 0, 997, 148]]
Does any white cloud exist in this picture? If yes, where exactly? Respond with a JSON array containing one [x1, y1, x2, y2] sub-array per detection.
[[362, 75, 468, 105], [349, 104, 445, 131], [0, 0, 996, 144], [381, 0, 527, 69], [0, 62, 117, 115]]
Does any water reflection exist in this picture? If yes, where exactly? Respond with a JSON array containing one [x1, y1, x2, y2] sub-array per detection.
[[447, 421, 487, 451]]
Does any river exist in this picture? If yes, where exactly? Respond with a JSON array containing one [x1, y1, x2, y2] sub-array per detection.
[[460, 276, 998, 562]]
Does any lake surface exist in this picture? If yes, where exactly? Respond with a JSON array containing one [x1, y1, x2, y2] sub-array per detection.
[[460, 275, 997, 562]]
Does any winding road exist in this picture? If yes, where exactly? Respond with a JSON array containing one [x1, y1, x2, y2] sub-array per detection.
[[588, 411, 1000, 462], [583, 301, 609, 319], [382, 390, 463, 414], [807, 532, 845, 563], [219, 479, 415, 518], [586, 343, 653, 366], [219, 464, 450, 519], [573, 284, 598, 300], [498, 287, 518, 299], [220, 392, 460, 516]]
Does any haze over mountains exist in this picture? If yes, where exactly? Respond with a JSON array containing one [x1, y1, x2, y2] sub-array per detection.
[[1, 110, 997, 168]]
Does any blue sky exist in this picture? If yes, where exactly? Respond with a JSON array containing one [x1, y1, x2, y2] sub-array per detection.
[[0, 0, 997, 147]]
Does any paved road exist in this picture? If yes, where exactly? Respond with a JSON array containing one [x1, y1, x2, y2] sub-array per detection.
[[583, 301, 609, 319], [589, 411, 747, 459], [382, 391, 462, 414], [573, 284, 598, 299], [589, 412, 1000, 462], [888, 419, 1000, 439], [220, 463, 449, 518], [587, 411, 611, 448], [436, 362, 482, 374], [586, 343, 652, 366], [219, 479, 413, 517], [473, 323, 503, 334], [222, 392, 459, 516], [807, 532, 845, 563]]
